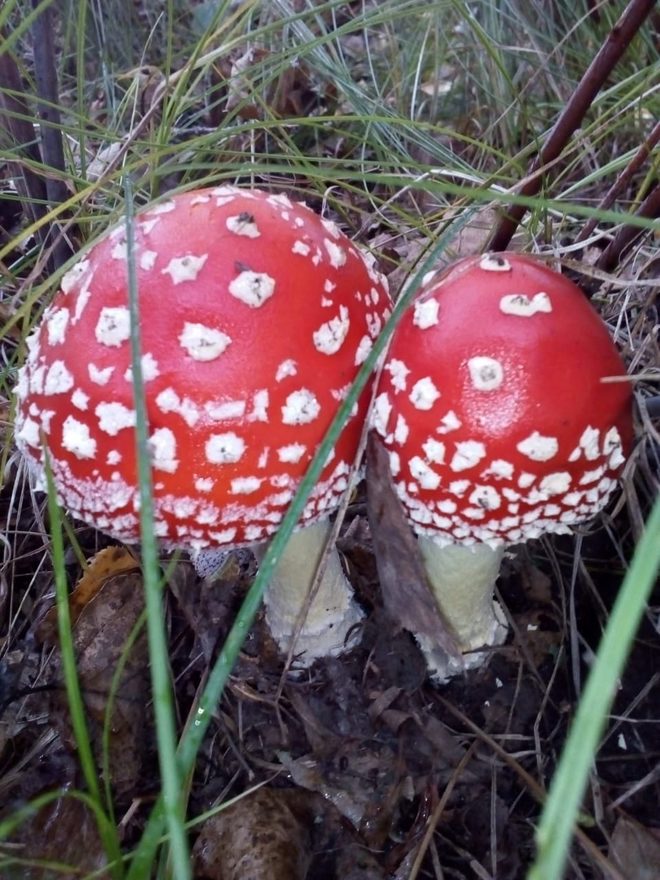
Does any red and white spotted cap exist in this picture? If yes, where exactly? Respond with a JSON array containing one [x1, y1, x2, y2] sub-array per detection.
[[372, 252, 633, 547], [15, 186, 391, 549]]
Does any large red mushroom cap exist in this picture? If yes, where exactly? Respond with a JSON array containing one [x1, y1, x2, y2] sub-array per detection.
[[15, 186, 391, 549], [373, 251, 633, 547]]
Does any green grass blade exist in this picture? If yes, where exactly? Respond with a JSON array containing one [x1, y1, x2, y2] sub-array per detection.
[[529, 493, 660, 880], [123, 178, 191, 878]]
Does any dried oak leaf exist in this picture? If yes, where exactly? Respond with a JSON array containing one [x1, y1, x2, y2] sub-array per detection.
[[365, 432, 462, 661], [192, 786, 312, 880]]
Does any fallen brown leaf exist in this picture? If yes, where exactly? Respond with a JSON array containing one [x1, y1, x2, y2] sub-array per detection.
[[610, 815, 660, 880], [365, 432, 462, 660], [192, 786, 312, 880]]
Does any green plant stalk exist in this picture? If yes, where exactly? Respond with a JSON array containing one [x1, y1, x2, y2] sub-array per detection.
[[124, 203, 484, 878], [123, 178, 191, 879], [43, 457, 124, 877], [529, 493, 660, 880]]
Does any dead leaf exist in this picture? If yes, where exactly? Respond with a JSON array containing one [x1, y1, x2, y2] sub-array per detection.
[[2, 791, 109, 878], [39, 559, 149, 798], [38, 546, 140, 643], [365, 432, 462, 660], [192, 786, 312, 880], [610, 815, 660, 880]]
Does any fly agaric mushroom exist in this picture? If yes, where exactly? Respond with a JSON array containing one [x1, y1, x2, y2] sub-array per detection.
[[372, 252, 633, 680], [14, 185, 391, 662]]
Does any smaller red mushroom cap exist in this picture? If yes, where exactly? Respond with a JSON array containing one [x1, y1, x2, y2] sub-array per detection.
[[372, 252, 633, 547], [15, 186, 391, 548]]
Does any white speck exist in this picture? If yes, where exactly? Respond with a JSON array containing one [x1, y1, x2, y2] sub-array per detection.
[[517, 432, 558, 462], [205, 433, 245, 464], [278, 443, 307, 463], [393, 414, 409, 445], [228, 270, 275, 308], [150, 427, 178, 473], [95, 307, 130, 347], [248, 389, 269, 422], [409, 377, 441, 410], [479, 254, 511, 272], [313, 305, 350, 355], [275, 360, 297, 383], [268, 193, 293, 210], [281, 389, 320, 425], [422, 437, 445, 464], [89, 364, 115, 385], [603, 426, 625, 468], [371, 392, 392, 435], [124, 353, 160, 383], [292, 240, 310, 256], [366, 312, 382, 338], [148, 200, 176, 215], [179, 322, 231, 361], [499, 291, 552, 316], [354, 335, 372, 366], [107, 450, 121, 465], [257, 448, 269, 468], [44, 361, 74, 395], [226, 212, 260, 238], [469, 485, 501, 510], [579, 465, 606, 485], [450, 440, 487, 471], [72, 389, 89, 410], [482, 459, 514, 479], [539, 472, 572, 495], [330, 384, 350, 402], [409, 457, 441, 490], [96, 402, 136, 435], [438, 499, 457, 514], [156, 388, 200, 427], [195, 477, 215, 492], [111, 241, 127, 260], [140, 250, 158, 271], [518, 472, 536, 489], [61, 259, 90, 294], [62, 416, 97, 459], [16, 416, 41, 448], [46, 308, 70, 345], [576, 426, 601, 461], [230, 477, 262, 495], [73, 280, 92, 323], [324, 280, 336, 294], [389, 451, 401, 475], [468, 356, 504, 391], [385, 359, 410, 393], [324, 239, 346, 268], [139, 218, 160, 235], [413, 297, 440, 329], [437, 410, 462, 434], [162, 254, 208, 285]]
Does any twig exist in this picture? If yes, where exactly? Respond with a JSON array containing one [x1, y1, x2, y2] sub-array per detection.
[[0, 37, 48, 231], [575, 119, 660, 244], [596, 183, 660, 272], [31, 0, 73, 270], [488, 0, 657, 252]]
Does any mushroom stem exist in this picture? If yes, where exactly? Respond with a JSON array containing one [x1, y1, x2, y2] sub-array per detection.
[[255, 520, 364, 664], [414, 538, 508, 681]]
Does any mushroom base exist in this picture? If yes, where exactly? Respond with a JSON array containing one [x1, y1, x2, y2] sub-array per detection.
[[415, 538, 508, 682], [255, 520, 364, 664]]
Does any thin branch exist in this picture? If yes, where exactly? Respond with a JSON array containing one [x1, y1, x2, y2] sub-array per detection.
[[31, 0, 73, 270], [488, 0, 657, 253], [576, 119, 660, 244], [596, 183, 660, 271]]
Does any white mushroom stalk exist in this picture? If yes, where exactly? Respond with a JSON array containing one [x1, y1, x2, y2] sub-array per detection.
[[254, 521, 364, 660], [373, 252, 632, 682], [414, 539, 507, 679]]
